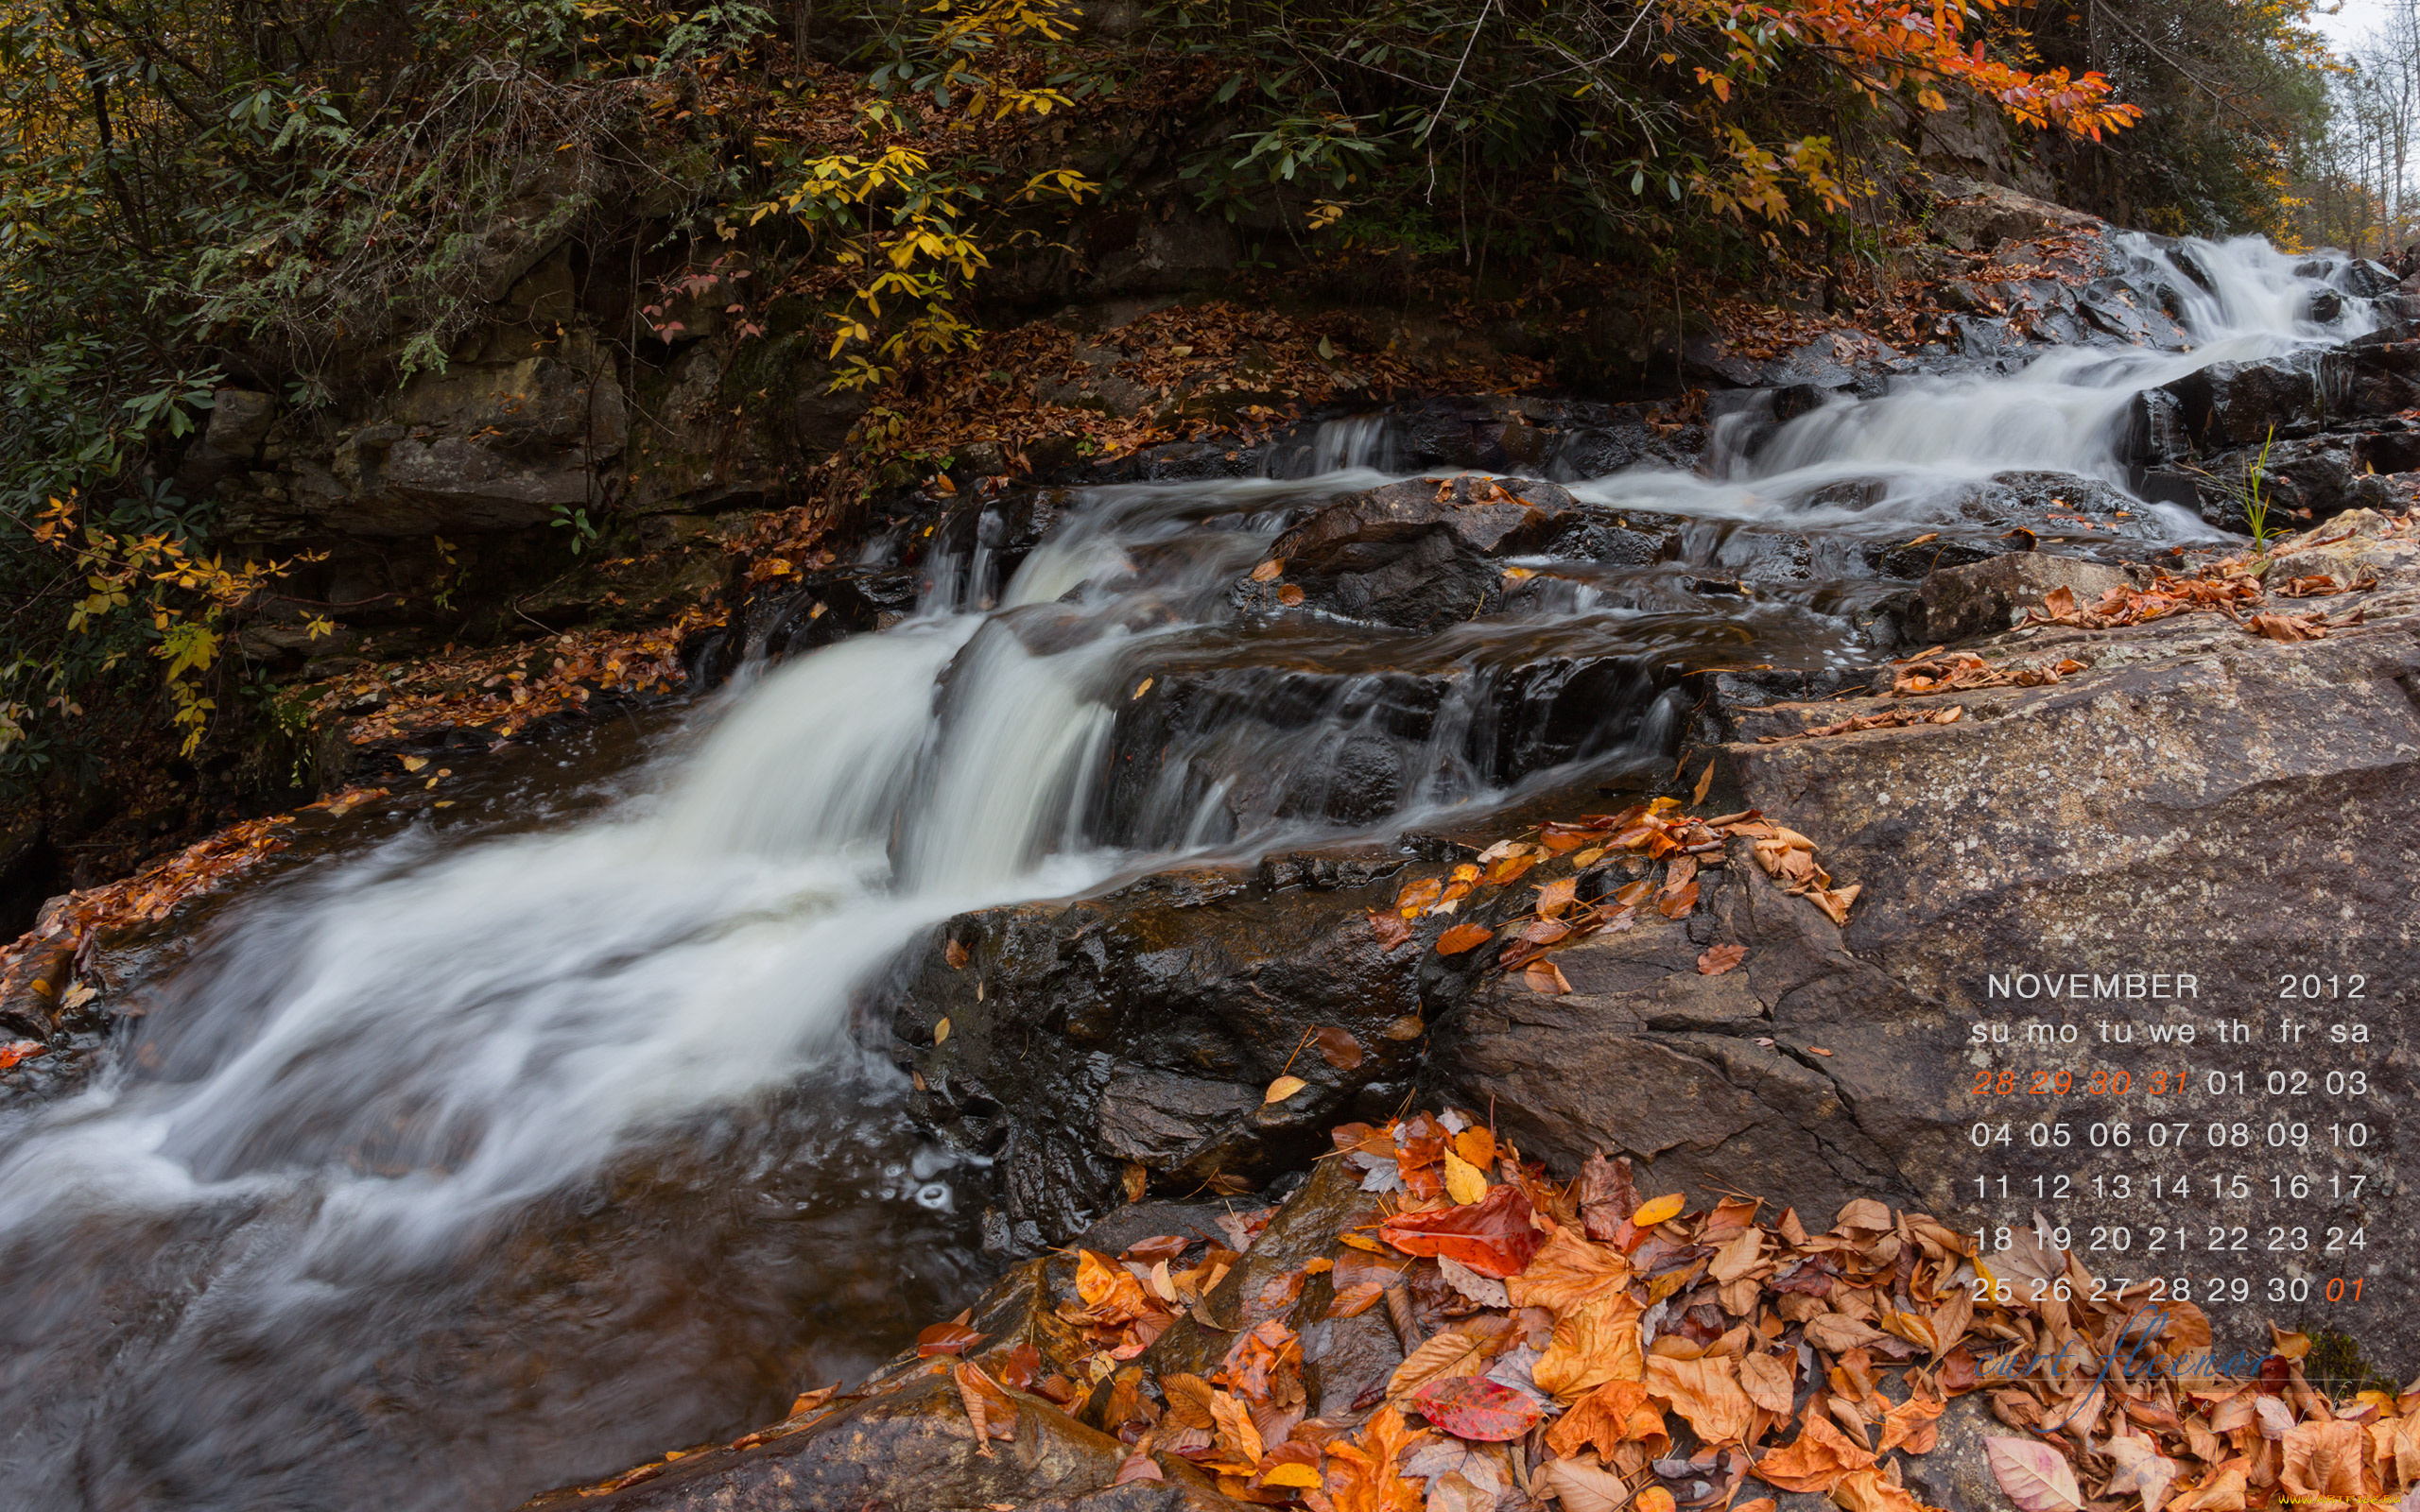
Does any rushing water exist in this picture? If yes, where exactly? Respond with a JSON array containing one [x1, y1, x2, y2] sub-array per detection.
[[0, 233, 2375, 1511]]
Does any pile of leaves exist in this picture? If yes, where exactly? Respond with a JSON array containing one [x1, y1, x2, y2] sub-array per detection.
[[300, 614, 712, 747], [615, 1108, 2418, 1512], [1374, 799, 1859, 965], [1755, 706, 1967, 746]]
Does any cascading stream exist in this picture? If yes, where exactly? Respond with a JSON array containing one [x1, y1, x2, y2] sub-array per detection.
[[0, 232, 2367, 1512]]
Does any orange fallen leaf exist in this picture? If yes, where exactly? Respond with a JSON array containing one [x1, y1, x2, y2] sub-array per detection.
[[1251, 558, 1286, 582], [1697, 943, 1747, 975], [1435, 922, 1495, 955], [1523, 960, 1572, 995], [1632, 1193, 1684, 1227], [1265, 1074, 1308, 1104]]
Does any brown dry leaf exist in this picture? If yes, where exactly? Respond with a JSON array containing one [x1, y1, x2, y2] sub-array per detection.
[[2186, 1463, 2248, 1511], [1387, 1328, 1495, 1400], [1369, 909, 1414, 950], [1436, 922, 1495, 956], [1313, 1026, 1365, 1070], [1251, 558, 1286, 582], [954, 1361, 1020, 1454], [1876, 1391, 1945, 1454], [1983, 1435, 2083, 1512], [1276, 584, 1306, 607], [945, 938, 971, 970], [1538, 1455, 1634, 1512], [2281, 1418, 2366, 1500], [1536, 877, 1580, 919], [1697, 943, 1748, 976], [1739, 1351, 1796, 1415], [2101, 1432, 2179, 1512], [1453, 1126, 1495, 1169], [1547, 1378, 1671, 1461], [934, 1017, 951, 1044], [1647, 1353, 1754, 1446], [1693, 759, 1719, 805], [1508, 1229, 1633, 1314], [1209, 1388, 1267, 1470], [1534, 1294, 1648, 1402], [1396, 877, 1446, 917], [1707, 1226, 1762, 1284], [1525, 960, 1573, 995], [1265, 1074, 1308, 1105], [1327, 1280, 1389, 1319], [1113, 1435, 1167, 1486], [1805, 1313, 1892, 1354], [1755, 1411, 1877, 1492], [1437, 1255, 1511, 1309], [1810, 885, 1861, 924], [1076, 1249, 1153, 1324], [1828, 1467, 1929, 1512]]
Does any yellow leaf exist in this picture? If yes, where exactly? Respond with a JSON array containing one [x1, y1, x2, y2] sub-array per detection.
[[1632, 1193, 1685, 1228], [1132, 678, 1153, 699], [935, 1017, 951, 1044], [400, 756, 428, 772], [1443, 1149, 1489, 1205], [1264, 1075, 1307, 1104], [1262, 1463, 1324, 1488]]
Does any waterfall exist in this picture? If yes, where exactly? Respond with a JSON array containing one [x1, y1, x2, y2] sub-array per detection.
[[0, 229, 2373, 1512]]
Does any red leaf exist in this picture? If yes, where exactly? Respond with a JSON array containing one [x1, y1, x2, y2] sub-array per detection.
[[1122, 1234, 1191, 1264], [1379, 1182, 1543, 1278], [991, 1342, 1043, 1391], [917, 1321, 983, 1356], [1368, 909, 1413, 950], [0, 1040, 47, 1071], [1697, 944, 1747, 976], [1410, 1374, 1547, 1441], [1656, 880, 1700, 919]]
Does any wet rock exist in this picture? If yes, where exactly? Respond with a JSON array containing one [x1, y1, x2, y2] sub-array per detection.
[[1927, 180, 2104, 253], [2075, 277, 2190, 350], [873, 850, 1430, 1242], [1899, 1395, 2006, 1512], [1905, 552, 2130, 644], [1427, 850, 1920, 1222], [2198, 432, 2401, 528], [1260, 474, 1595, 630], [1710, 518, 2420, 1357], [2157, 350, 2343, 450], [531, 1364, 1239, 1511]]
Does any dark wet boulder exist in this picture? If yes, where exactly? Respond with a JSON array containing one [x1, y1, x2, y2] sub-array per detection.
[[1426, 849, 1924, 1224], [869, 848, 1434, 1246], [1248, 474, 1595, 630], [2197, 432, 2400, 529]]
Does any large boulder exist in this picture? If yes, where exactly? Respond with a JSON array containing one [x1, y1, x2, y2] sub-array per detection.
[[873, 847, 1437, 1246], [1700, 508, 2420, 1361]]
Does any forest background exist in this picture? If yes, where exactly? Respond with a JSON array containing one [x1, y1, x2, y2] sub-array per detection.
[[0, 0, 2406, 913]]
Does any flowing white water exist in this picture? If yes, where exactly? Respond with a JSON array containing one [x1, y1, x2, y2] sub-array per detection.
[[0, 229, 2374, 1511]]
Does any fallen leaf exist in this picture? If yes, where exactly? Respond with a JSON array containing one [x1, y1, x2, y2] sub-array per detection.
[[1656, 881, 1699, 919], [1380, 1183, 1543, 1277], [1984, 1434, 2083, 1512], [1534, 1294, 1648, 1401], [1536, 877, 1580, 919], [2103, 1432, 2180, 1512], [1508, 1228, 1633, 1314], [1436, 922, 1495, 955], [1738, 1351, 1795, 1414], [1370, 909, 1414, 949], [1251, 558, 1286, 582], [1443, 1148, 1491, 1205], [945, 938, 970, 970], [1693, 759, 1718, 804], [1697, 943, 1747, 976], [1132, 678, 1154, 699], [1538, 1455, 1634, 1512], [1876, 1391, 1944, 1453], [934, 1017, 951, 1044], [1276, 584, 1305, 607], [0, 1040, 47, 1071], [1524, 960, 1573, 995], [1547, 1378, 1670, 1460], [1389, 1328, 1497, 1400], [1313, 1025, 1364, 1069], [1754, 1412, 1876, 1492], [917, 1321, 984, 1356], [1265, 1074, 1308, 1104], [1829, 1467, 1930, 1512], [1411, 1374, 1547, 1441], [1647, 1353, 1754, 1445], [1631, 1193, 1684, 1228], [1113, 1435, 1167, 1485], [1438, 1255, 1511, 1308], [954, 1361, 1020, 1453], [1327, 1280, 1389, 1318]]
